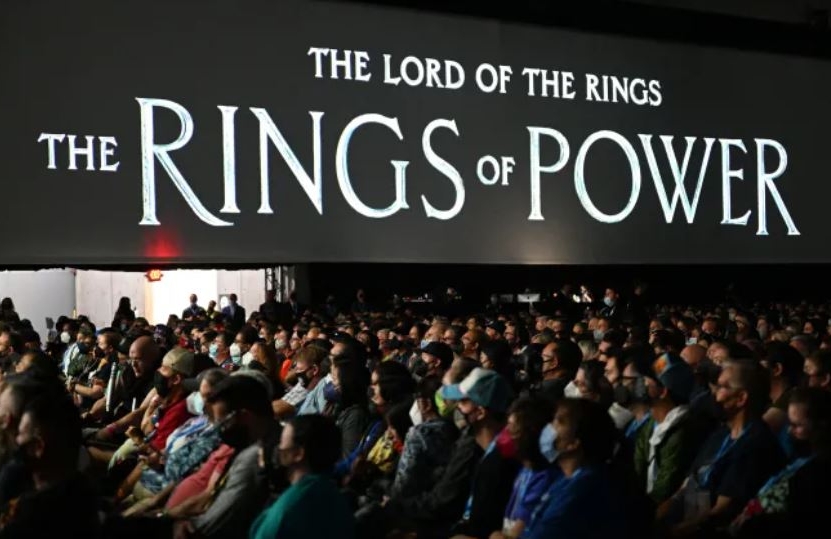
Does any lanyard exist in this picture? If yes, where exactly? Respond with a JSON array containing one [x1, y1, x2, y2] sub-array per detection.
[[758, 456, 813, 496], [625, 413, 651, 439], [528, 468, 582, 531], [507, 468, 534, 519], [463, 440, 497, 521], [700, 425, 750, 488]]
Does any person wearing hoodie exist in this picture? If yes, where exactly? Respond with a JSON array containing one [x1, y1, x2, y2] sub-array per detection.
[[633, 353, 706, 506]]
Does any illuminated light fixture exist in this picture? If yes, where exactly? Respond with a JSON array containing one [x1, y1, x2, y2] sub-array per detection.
[[145, 269, 164, 282]]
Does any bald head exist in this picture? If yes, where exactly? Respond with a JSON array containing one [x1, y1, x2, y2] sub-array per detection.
[[681, 345, 706, 371], [130, 336, 160, 379]]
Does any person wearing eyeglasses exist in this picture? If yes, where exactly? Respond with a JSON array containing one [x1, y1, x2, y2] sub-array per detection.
[[658, 360, 785, 537]]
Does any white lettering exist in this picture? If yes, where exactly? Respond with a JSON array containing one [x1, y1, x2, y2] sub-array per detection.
[[421, 119, 465, 220], [219, 105, 240, 213], [575, 130, 641, 223], [37, 133, 65, 170], [336, 113, 409, 218], [98, 136, 120, 172], [136, 97, 231, 226], [527, 127, 570, 220], [755, 139, 799, 235], [251, 108, 324, 215], [720, 139, 751, 226], [640, 135, 714, 223]]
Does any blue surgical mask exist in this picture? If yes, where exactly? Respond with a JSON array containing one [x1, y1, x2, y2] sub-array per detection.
[[186, 392, 204, 416], [209, 343, 219, 359], [538, 424, 559, 464], [420, 339, 430, 349], [323, 382, 340, 403], [593, 329, 605, 343], [603, 297, 615, 308]]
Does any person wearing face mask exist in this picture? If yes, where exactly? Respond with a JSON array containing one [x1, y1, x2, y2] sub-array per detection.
[[416, 342, 454, 381], [58, 320, 80, 376], [617, 348, 659, 441], [539, 340, 582, 405], [258, 323, 276, 347], [658, 360, 785, 537], [593, 317, 612, 345], [328, 357, 370, 458], [232, 326, 258, 368], [209, 331, 234, 371], [387, 376, 458, 501], [731, 387, 831, 538], [600, 288, 622, 322], [375, 361, 477, 539], [120, 368, 229, 516], [274, 346, 327, 420], [168, 375, 276, 539], [439, 368, 519, 539], [0, 389, 103, 539], [632, 354, 704, 506], [489, 396, 556, 539], [0, 378, 47, 506], [249, 414, 355, 539], [460, 329, 487, 362], [761, 343, 805, 458], [69, 331, 120, 410], [334, 362, 413, 487], [525, 398, 623, 539]]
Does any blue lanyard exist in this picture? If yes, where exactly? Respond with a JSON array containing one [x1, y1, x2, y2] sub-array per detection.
[[507, 468, 534, 519], [528, 468, 582, 531], [625, 413, 651, 439], [463, 440, 497, 521], [758, 456, 813, 496], [700, 425, 750, 488]]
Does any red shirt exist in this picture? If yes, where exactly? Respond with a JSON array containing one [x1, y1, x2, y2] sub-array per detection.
[[166, 444, 235, 509], [149, 397, 193, 452]]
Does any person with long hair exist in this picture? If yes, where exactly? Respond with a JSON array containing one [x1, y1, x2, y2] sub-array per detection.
[[732, 387, 831, 537]]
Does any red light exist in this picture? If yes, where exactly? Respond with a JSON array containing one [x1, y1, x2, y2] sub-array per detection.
[[146, 269, 163, 282]]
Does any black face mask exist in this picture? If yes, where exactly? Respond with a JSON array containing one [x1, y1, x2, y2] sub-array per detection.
[[412, 360, 429, 378], [153, 371, 173, 398], [76, 342, 90, 355], [94, 346, 106, 360], [295, 370, 311, 387], [219, 421, 250, 449], [13, 439, 36, 468], [791, 437, 813, 458], [614, 384, 632, 407]]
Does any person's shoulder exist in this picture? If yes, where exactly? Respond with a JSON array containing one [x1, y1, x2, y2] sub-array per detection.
[[742, 419, 780, 448]]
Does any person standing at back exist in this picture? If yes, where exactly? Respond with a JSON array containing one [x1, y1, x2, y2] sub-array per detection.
[[221, 294, 246, 335]]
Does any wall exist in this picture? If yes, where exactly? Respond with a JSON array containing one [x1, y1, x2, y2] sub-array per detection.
[[217, 269, 266, 316], [0, 269, 76, 340], [75, 270, 146, 328]]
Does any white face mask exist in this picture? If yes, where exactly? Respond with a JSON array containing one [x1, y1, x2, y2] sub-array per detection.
[[186, 392, 204, 416], [274, 339, 286, 350], [409, 401, 423, 427], [241, 351, 254, 367], [60, 331, 71, 344], [229, 343, 242, 361], [564, 380, 583, 399]]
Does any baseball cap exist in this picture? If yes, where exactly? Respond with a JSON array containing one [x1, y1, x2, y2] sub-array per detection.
[[651, 353, 695, 404], [486, 320, 506, 335], [440, 367, 514, 413], [162, 347, 195, 378], [421, 342, 454, 368]]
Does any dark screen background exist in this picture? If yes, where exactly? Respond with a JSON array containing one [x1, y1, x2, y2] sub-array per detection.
[[1, 0, 830, 266]]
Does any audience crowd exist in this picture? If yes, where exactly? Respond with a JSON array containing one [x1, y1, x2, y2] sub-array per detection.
[[0, 286, 829, 539]]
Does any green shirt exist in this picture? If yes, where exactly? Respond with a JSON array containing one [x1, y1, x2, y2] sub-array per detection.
[[249, 474, 355, 539]]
